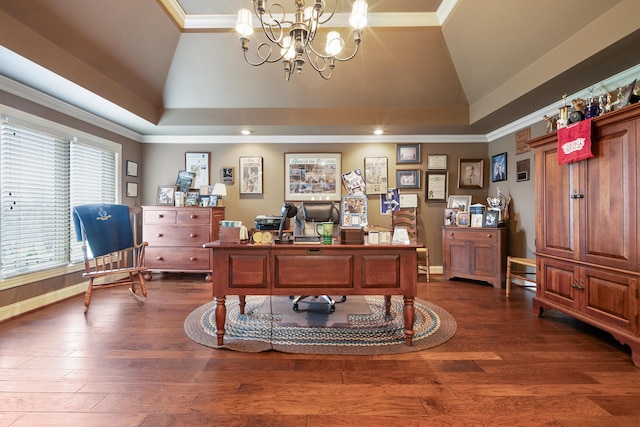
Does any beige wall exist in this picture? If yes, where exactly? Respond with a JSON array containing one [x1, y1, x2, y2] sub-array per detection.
[[142, 141, 491, 266]]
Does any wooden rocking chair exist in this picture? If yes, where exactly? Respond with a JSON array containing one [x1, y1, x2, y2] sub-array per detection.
[[72, 204, 148, 312]]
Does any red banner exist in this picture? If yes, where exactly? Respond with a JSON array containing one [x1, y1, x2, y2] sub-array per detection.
[[557, 118, 593, 165]]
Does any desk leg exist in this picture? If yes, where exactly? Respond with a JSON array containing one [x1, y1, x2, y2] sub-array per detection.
[[384, 295, 391, 315], [239, 295, 246, 314], [215, 296, 226, 346], [403, 296, 415, 346]]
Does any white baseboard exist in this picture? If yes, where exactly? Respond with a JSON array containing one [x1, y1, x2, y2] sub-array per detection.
[[0, 283, 86, 322]]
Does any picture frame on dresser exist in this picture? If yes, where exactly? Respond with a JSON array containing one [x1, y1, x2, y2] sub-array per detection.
[[156, 185, 176, 205], [447, 195, 472, 212], [483, 210, 499, 227]]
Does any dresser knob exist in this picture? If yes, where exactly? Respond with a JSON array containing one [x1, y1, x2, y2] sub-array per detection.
[[158, 214, 164, 218], [486, 234, 492, 238], [191, 214, 198, 219], [156, 256, 163, 260], [156, 233, 163, 237], [190, 233, 197, 238], [190, 257, 196, 261]]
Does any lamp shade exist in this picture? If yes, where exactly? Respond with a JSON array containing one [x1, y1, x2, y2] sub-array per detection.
[[211, 183, 227, 197]]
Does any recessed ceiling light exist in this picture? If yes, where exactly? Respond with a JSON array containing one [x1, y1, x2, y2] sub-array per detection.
[[374, 129, 384, 135], [241, 129, 252, 135]]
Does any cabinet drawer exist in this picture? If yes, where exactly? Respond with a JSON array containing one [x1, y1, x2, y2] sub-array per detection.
[[177, 209, 211, 225], [145, 247, 211, 270], [144, 225, 211, 246], [144, 209, 177, 225], [444, 229, 499, 243]]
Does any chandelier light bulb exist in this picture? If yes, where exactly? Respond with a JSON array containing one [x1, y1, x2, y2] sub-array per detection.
[[350, 1, 368, 29], [235, 9, 253, 37], [326, 31, 344, 56]]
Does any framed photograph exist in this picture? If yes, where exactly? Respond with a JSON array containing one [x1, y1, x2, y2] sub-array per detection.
[[396, 169, 420, 189], [444, 208, 458, 226], [618, 79, 636, 109], [364, 157, 388, 194], [185, 190, 200, 206], [284, 153, 341, 201], [156, 185, 176, 205], [471, 214, 484, 228], [427, 154, 447, 170], [341, 195, 368, 227], [125, 160, 138, 177], [176, 170, 196, 192], [426, 172, 448, 201], [458, 159, 484, 189], [199, 195, 211, 207], [239, 156, 263, 194], [491, 152, 507, 182], [221, 167, 234, 184], [447, 195, 472, 211], [126, 182, 138, 198], [381, 188, 400, 214], [185, 152, 210, 188], [396, 144, 421, 164], [342, 169, 366, 195], [456, 211, 470, 227], [483, 210, 500, 227]]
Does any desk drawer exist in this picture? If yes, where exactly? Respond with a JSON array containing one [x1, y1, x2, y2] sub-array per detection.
[[144, 225, 211, 246], [145, 247, 210, 270]]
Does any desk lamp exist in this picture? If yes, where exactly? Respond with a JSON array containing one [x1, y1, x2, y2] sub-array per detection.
[[275, 202, 297, 243]]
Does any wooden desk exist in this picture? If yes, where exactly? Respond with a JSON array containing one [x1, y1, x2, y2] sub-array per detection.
[[204, 241, 420, 346]]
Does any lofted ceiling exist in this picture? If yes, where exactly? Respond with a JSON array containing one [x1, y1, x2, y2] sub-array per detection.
[[0, 0, 639, 142]]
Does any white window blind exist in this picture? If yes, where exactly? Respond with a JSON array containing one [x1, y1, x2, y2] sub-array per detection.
[[1, 119, 118, 279]]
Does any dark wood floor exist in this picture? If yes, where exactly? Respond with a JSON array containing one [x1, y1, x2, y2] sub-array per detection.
[[1, 274, 640, 426]]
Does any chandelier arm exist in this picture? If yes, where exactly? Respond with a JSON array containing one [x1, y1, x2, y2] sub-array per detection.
[[243, 42, 287, 66], [315, 0, 338, 25]]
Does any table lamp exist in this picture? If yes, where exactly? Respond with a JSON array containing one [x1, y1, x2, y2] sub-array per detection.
[[211, 183, 227, 207]]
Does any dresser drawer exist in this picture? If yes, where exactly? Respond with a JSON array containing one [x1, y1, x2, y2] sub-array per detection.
[[177, 209, 211, 225], [444, 229, 499, 243], [145, 247, 211, 270], [144, 209, 177, 225], [144, 225, 211, 246]]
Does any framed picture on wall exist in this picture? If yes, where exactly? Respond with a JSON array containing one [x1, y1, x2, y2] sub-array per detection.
[[126, 160, 138, 177], [396, 144, 421, 164], [185, 152, 210, 188], [396, 169, 420, 189], [239, 157, 263, 194], [426, 172, 448, 201], [284, 153, 342, 201], [491, 152, 507, 182], [427, 154, 447, 170], [364, 157, 388, 194], [126, 182, 138, 198], [458, 159, 484, 189]]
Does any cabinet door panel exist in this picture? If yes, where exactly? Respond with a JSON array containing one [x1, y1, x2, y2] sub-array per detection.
[[536, 144, 580, 259], [538, 257, 580, 310], [471, 242, 496, 278], [446, 240, 470, 275], [583, 267, 638, 333], [584, 121, 637, 270]]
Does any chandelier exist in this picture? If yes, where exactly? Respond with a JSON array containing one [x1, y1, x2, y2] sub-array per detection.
[[235, 0, 368, 81]]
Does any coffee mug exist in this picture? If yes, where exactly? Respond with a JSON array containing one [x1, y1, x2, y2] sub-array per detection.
[[315, 221, 334, 244]]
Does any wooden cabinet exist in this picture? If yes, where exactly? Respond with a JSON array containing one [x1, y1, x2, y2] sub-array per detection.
[[442, 226, 508, 288], [142, 206, 225, 280], [529, 103, 640, 367]]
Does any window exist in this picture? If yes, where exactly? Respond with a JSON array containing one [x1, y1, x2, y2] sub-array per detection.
[[1, 114, 119, 280]]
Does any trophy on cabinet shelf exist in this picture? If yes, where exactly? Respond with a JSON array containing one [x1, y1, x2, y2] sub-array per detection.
[[487, 187, 510, 224], [557, 94, 570, 129]]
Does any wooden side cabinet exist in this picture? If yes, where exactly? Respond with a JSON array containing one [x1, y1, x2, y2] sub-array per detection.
[[142, 206, 225, 280], [529, 102, 640, 367], [442, 226, 508, 288]]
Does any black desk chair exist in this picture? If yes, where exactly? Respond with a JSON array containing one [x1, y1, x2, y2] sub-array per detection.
[[290, 201, 345, 312]]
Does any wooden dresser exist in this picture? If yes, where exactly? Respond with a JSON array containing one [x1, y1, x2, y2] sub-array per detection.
[[528, 103, 640, 367], [142, 206, 225, 280], [442, 226, 508, 288]]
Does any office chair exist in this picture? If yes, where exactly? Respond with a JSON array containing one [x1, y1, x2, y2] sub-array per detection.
[[290, 201, 345, 312], [72, 204, 148, 312], [391, 207, 430, 282]]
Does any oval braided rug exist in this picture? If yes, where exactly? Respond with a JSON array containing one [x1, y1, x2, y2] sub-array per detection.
[[184, 295, 456, 355]]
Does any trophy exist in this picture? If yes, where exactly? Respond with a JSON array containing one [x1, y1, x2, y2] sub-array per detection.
[[487, 187, 511, 224], [557, 94, 570, 129]]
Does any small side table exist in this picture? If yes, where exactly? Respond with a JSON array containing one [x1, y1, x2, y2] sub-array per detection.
[[506, 256, 536, 297]]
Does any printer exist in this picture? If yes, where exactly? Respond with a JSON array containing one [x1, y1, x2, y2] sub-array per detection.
[[254, 215, 290, 231]]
